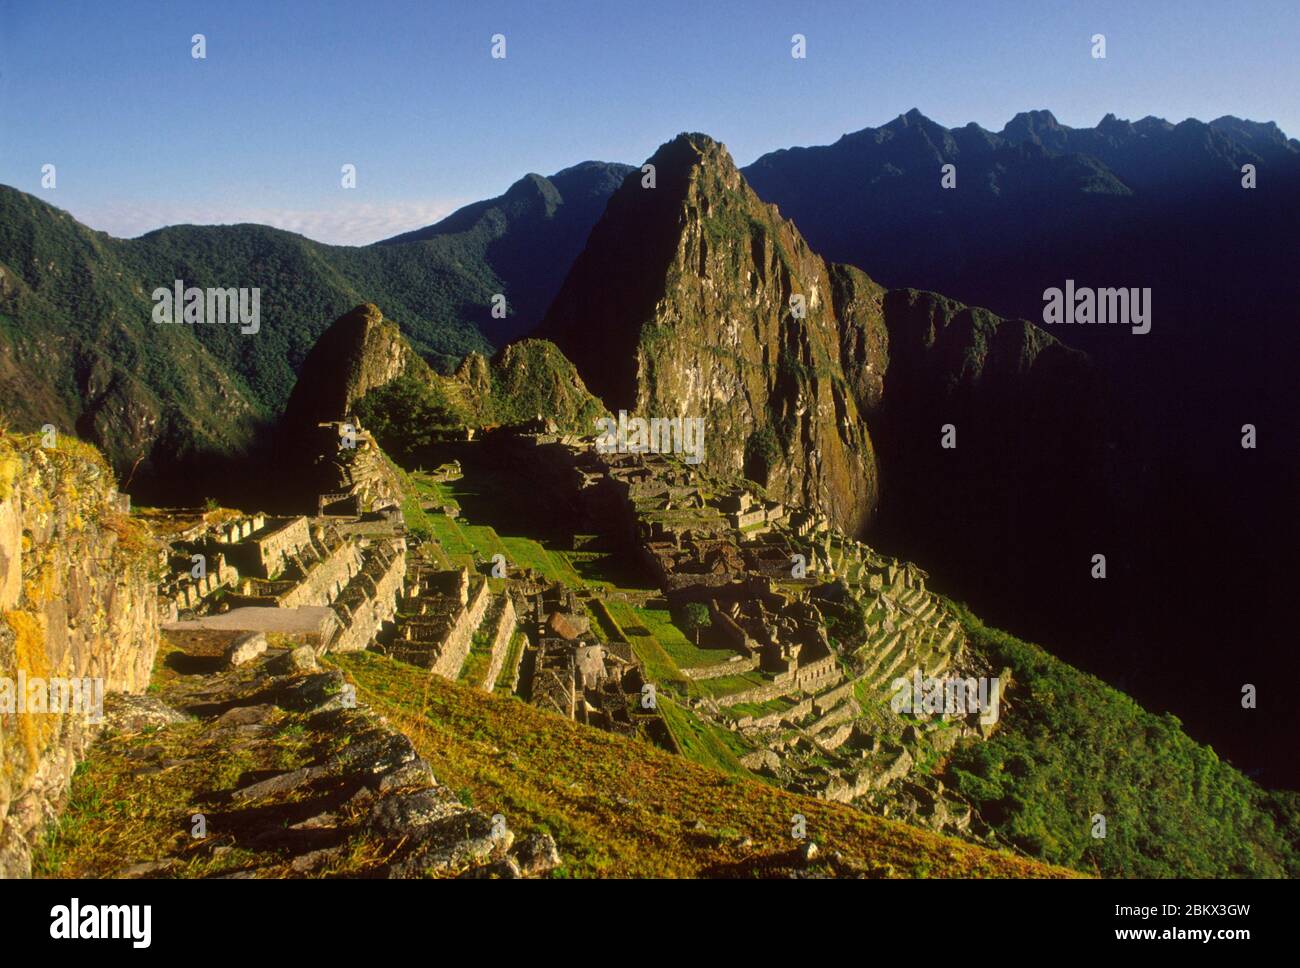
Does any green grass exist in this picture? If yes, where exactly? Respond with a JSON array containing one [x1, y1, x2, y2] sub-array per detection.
[[553, 549, 625, 588], [722, 695, 798, 721], [584, 601, 623, 643], [690, 671, 771, 700], [658, 698, 754, 778], [459, 523, 510, 562], [31, 636, 390, 879], [494, 630, 528, 694], [633, 605, 739, 670], [499, 535, 573, 584], [601, 599, 688, 691], [426, 513, 474, 563], [459, 625, 496, 687]]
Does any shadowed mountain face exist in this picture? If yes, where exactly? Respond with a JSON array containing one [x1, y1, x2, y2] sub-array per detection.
[[743, 109, 1300, 329], [280, 304, 428, 432], [0, 161, 628, 495], [746, 111, 1300, 784]]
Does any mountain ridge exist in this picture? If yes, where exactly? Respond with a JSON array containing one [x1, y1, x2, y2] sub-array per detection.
[[0, 160, 630, 497]]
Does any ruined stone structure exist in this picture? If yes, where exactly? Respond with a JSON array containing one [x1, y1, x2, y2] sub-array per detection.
[[382, 567, 491, 677], [527, 636, 649, 738], [327, 538, 406, 653], [467, 425, 987, 838]]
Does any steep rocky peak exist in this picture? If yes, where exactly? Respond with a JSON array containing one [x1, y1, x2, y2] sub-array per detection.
[[888, 107, 933, 127], [538, 131, 881, 535], [1097, 112, 1135, 136], [452, 350, 493, 398], [281, 304, 425, 429]]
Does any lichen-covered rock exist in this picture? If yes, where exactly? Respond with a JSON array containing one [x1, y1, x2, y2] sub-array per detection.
[[271, 669, 349, 712], [102, 694, 188, 733], [0, 432, 161, 877], [510, 831, 562, 877], [266, 645, 319, 676]]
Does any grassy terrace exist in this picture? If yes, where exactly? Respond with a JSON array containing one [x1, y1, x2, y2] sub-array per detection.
[[600, 598, 687, 690], [584, 600, 623, 643], [501, 536, 584, 585], [406, 470, 590, 592], [721, 694, 799, 721], [691, 670, 769, 699], [494, 630, 528, 693], [631, 605, 736, 670], [426, 513, 474, 565], [564, 549, 647, 591], [332, 650, 1076, 879], [458, 598, 502, 688], [658, 698, 753, 778]]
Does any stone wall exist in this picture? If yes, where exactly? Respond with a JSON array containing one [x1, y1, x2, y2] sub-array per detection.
[[279, 539, 363, 608], [791, 654, 841, 692], [328, 539, 405, 654], [706, 600, 759, 655], [0, 434, 160, 877], [711, 657, 843, 710], [712, 676, 801, 709], [732, 696, 813, 730], [253, 517, 312, 578], [680, 654, 760, 681], [430, 579, 490, 679], [813, 681, 854, 715], [479, 594, 518, 690]]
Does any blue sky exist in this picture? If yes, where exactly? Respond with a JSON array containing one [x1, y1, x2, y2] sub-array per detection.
[[2, 0, 1297, 244]]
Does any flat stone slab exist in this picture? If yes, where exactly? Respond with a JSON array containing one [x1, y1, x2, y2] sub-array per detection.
[[164, 606, 339, 643]]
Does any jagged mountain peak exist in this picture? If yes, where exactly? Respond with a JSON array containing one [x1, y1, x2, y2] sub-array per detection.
[[281, 303, 426, 431], [1001, 108, 1063, 141], [885, 107, 935, 127], [640, 131, 739, 183]]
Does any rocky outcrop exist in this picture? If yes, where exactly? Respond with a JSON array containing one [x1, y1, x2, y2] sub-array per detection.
[[281, 304, 428, 431], [476, 339, 607, 431], [0, 432, 161, 876], [538, 133, 880, 536], [828, 264, 889, 417], [283, 306, 603, 476], [433, 339, 606, 433]]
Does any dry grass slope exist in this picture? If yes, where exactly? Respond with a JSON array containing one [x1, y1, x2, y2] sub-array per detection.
[[332, 650, 1078, 879]]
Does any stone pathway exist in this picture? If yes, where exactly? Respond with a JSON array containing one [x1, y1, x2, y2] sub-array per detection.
[[90, 629, 559, 879]]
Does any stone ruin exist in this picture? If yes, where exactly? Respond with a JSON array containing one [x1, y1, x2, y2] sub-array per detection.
[[484, 429, 991, 841], [149, 505, 408, 658]]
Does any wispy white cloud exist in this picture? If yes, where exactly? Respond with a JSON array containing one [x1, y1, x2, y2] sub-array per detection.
[[67, 199, 466, 246]]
